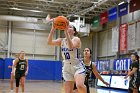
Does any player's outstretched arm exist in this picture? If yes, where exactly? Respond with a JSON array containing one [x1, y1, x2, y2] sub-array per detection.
[[64, 26, 81, 49], [47, 24, 61, 46], [92, 64, 109, 86]]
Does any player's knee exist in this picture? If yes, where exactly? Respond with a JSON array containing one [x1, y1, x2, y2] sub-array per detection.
[[76, 82, 85, 89], [21, 82, 24, 86], [21, 78, 25, 84], [16, 82, 20, 87]]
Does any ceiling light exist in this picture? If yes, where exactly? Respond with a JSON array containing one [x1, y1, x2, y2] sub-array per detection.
[[74, 15, 80, 17], [29, 10, 42, 13], [118, 1, 125, 5], [10, 7, 23, 10], [10, 7, 42, 13]]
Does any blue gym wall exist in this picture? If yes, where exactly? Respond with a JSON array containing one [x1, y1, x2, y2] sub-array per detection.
[[1, 58, 62, 80], [0, 58, 4, 79]]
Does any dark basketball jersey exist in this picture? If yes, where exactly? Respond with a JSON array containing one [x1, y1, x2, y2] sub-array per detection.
[[84, 62, 94, 93], [129, 61, 139, 81], [85, 61, 93, 81], [129, 61, 140, 89], [15, 58, 26, 73]]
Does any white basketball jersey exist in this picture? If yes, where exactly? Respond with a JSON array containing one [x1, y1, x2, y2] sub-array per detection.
[[61, 38, 81, 64]]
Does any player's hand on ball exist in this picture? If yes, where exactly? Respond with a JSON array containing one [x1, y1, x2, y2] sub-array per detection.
[[64, 24, 69, 32]]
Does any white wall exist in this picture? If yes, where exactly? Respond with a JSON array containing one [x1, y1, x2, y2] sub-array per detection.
[[121, 10, 140, 24], [0, 21, 7, 58], [98, 30, 116, 57], [11, 28, 34, 53], [134, 10, 140, 20], [0, 20, 56, 60], [81, 35, 93, 57], [34, 30, 55, 55]]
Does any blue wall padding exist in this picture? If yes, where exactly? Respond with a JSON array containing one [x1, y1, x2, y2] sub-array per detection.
[[4, 58, 13, 79], [4, 58, 62, 80], [26, 60, 62, 80], [54, 61, 63, 80], [0, 58, 5, 79]]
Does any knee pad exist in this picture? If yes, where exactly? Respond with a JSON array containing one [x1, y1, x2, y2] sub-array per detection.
[[16, 78, 20, 87]]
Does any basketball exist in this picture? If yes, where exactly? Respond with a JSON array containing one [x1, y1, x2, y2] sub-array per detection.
[[53, 16, 69, 30]]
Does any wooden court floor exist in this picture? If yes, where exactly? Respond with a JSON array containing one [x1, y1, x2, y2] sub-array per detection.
[[0, 80, 127, 93]]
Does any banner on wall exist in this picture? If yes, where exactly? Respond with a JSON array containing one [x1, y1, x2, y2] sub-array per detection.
[[112, 26, 119, 52], [109, 7, 117, 21], [96, 60, 110, 71], [114, 58, 132, 70], [118, 2, 128, 17], [136, 22, 140, 48], [127, 23, 136, 50], [130, 0, 140, 13], [120, 23, 128, 51], [92, 16, 100, 27], [100, 11, 108, 25]]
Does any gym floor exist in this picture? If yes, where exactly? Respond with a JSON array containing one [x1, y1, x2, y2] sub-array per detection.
[[0, 80, 127, 93]]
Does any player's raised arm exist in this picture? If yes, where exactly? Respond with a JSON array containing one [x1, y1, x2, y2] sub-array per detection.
[[64, 25, 81, 49], [47, 23, 62, 46]]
